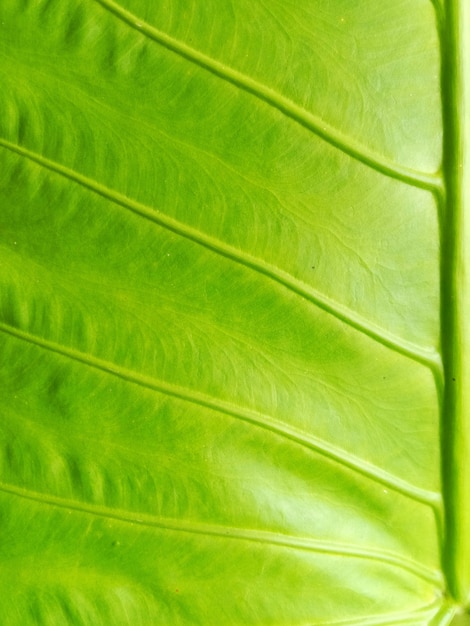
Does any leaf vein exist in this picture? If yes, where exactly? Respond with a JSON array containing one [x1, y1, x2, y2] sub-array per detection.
[[93, 0, 442, 192], [0, 321, 442, 514], [0, 137, 443, 374], [315, 597, 444, 625], [0, 480, 443, 587]]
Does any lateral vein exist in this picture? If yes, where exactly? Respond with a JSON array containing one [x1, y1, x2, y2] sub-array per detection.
[[0, 481, 443, 586], [316, 598, 445, 626], [0, 321, 442, 513], [93, 0, 442, 192], [0, 137, 442, 375]]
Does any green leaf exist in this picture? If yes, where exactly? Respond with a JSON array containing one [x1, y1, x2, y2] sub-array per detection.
[[0, 0, 468, 623]]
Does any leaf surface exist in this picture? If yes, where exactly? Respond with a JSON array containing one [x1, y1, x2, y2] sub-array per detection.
[[0, 0, 467, 623]]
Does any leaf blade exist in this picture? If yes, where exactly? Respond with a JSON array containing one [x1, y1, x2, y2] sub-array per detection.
[[0, 0, 450, 622]]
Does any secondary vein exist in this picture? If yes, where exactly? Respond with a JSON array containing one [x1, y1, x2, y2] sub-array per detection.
[[0, 321, 442, 513], [0, 481, 443, 587], [316, 598, 445, 626], [93, 0, 442, 193], [0, 137, 443, 375]]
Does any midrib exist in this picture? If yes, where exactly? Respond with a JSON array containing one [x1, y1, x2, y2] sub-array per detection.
[[441, 0, 470, 610]]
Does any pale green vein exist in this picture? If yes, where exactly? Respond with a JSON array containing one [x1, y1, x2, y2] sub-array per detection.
[[0, 481, 443, 587], [0, 321, 443, 514], [318, 598, 445, 625], [93, 0, 443, 193], [0, 138, 443, 376], [429, 605, 460, 626]]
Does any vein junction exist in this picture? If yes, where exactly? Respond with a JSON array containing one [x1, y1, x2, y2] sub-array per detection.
[[0, 480, 443, 587], [0, 138, 443, 376], [94, 0, 443, 193], [0, 320, 443, 513]]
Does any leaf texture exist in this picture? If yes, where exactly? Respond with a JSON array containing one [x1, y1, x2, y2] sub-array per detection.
[[0, 0, 464, 624]]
